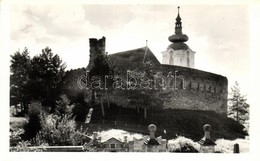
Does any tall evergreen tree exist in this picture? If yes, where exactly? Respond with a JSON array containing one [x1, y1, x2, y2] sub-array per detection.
[[28, 47, 66, 111], [228, 81, 250, 124], [55, 94, 74, 118], [10, 48, 31, 114]]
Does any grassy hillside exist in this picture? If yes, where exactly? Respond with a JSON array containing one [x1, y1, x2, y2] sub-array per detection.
[[80, 108, 247, 141]]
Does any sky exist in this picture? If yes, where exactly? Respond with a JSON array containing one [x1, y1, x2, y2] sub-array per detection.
[[9, 3, 251, 95]]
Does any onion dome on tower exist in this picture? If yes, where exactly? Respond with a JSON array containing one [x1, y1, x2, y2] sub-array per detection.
[[168, 6, 189, 44], [162, 6, 195, 68]]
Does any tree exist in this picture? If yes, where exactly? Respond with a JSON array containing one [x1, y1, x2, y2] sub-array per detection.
[[55, 95, 74, 118], [28, 47, 66, 111], [228, 81, 250, 124], [10, 48, 31, 114], [61, 68, 86, 102], [124, 60, 163, 120], [88, 52, 114, 119], [10, 47, 67, 114]]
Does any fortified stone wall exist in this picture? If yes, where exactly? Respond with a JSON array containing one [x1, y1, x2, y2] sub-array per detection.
[[159, 65, 228, 114], [87, 37, 228, 115]]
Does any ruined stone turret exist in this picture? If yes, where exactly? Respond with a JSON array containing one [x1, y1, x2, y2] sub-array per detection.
[[88, 36, 106, 68]]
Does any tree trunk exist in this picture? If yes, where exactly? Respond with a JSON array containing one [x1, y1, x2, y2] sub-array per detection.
[[236, 99, 239, 123], [23, 100, 28, 114], [144, 107, 147, 119], [101, 97, 105, 118], [137, 106, 140, 114], [20, 101, 25, 114], [237, 108, 239, 123], [106, 93, 110, 109]]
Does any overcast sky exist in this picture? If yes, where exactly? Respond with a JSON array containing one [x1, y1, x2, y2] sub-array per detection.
[[10, 4, 251, 94]]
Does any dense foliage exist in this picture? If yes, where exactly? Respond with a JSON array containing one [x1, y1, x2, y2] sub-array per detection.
[[31, 95, 89, 146], [10, 47, 66, 114], [168, 136, 199, 152], [11, 95, 90, 150], [23, 101, 43, 140], [60, 68, 86, 102], [32, 114, 89, 146], [10, 48, 31, 114], [10, 141, 43, 152]]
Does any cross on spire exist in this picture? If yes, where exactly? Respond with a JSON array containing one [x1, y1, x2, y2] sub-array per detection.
[[175, 6, 182, 31]]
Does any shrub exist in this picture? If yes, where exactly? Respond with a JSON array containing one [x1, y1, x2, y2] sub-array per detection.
[[71, 126, 91, 146], [9, 128, 24, 146], [10, 117, 28, 146], [72, 102, 89, 123], [32, 113, 89, 146], [28, 95, 90, 146], [55, 94, 74, 117], [168, 136, 199, 152], [10, 141, 43, 152], [23, 101, 44, 140]]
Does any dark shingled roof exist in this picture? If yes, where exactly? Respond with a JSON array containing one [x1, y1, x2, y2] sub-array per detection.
[[167, 42, 189, 50], [108, 47, 160, 71], [102, 137, 123, 144], [168, 34, 189, 43]]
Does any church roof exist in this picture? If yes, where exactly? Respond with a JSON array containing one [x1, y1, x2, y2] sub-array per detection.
[[168, 6, 189, 43], [176, 6, 181, 22], [102, 137, 123, 144], [168, 34, 189, 43], [108, 47, 160, 71], [167, 42, 189, 50]]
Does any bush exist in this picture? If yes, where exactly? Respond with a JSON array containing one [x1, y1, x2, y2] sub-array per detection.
[[71, 126, 91, 146], [10, 141, 43, 152], [9, 128, 24, 146], [55, 94, 74, 117], [26, 95, 90, 146], [23, 101, 44, 140], [10, 117, 28, 146], [168, 136, 199, 152], [72, 102, 89, 123], [32, 112, 89, 146]]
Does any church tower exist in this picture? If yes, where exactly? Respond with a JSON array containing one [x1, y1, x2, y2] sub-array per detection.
[[162, 7, 195, 68]]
